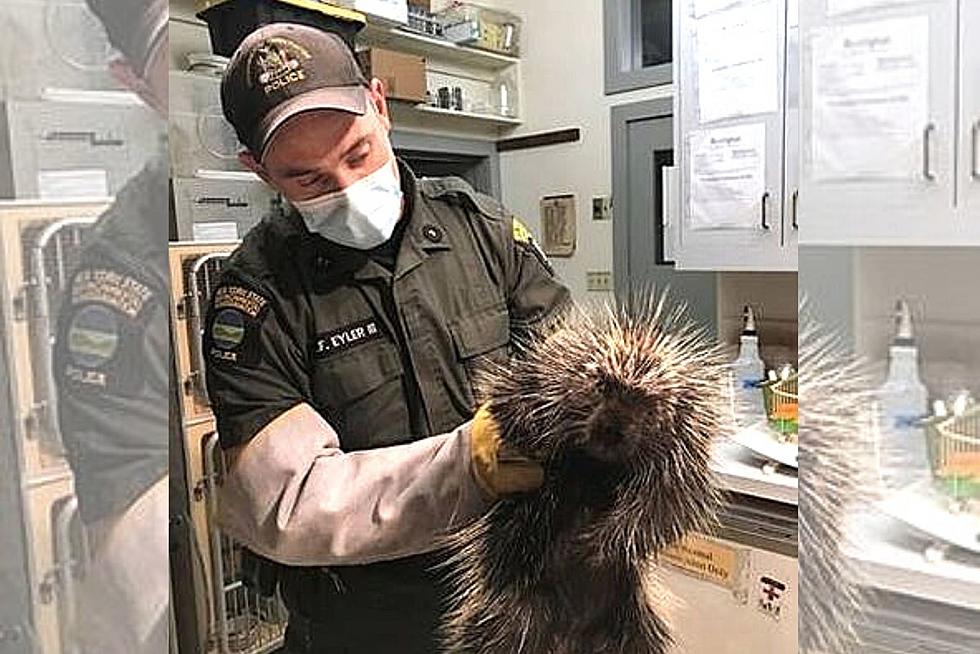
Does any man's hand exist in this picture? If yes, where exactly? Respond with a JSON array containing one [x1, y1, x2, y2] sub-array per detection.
[[469, 404, 543, 498]]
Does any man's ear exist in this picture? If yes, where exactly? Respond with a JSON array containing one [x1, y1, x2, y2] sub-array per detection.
[[367, 78, 391, 132], [238, 151, 275, 187]]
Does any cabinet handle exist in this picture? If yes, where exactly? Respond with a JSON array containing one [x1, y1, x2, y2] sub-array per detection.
[[972, 120, 980, 181], [923, 123, 936, 181], [791, 189, 799, 230], [761, 191, 771, 230]]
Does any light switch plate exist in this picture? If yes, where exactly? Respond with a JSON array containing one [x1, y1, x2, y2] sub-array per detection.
[[592, 195, 612, 221], [586, 270, 613, 292]]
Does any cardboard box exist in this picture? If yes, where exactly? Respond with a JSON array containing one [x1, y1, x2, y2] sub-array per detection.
[[408, 0, 432, 10], [353, 0, 409, 24], [358, 48, 427, 103]]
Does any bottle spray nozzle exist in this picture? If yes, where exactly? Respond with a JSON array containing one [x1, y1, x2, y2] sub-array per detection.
[[742, 305, 757, 335], [893, 299, 914, 344]]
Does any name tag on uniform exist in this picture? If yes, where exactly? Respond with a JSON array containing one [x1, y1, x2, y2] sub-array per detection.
[[312, 319, 383, 359]]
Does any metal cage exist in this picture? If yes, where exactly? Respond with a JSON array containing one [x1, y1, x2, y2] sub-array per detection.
[[202, 432, 288, 654], [51, 496, 88, 654], [925, 404, 980, 500], [182, 252, 232, 405], [22, 215, 99, 454]]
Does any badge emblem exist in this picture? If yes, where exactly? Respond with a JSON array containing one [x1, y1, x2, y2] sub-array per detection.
[[211, 309, 247, 351], [67, 305, 120, 369], [249, 37, 312, 95]]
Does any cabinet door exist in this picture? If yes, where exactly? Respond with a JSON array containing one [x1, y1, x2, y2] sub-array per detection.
[[960, 0, 980, 240], [782, 0, 801, 267], [675, 0, 792, 271], [800, 0, 958, 245]]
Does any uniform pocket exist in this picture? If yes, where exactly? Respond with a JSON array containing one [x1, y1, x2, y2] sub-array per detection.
[[312, 341, 410, 450], [449, 302, 511, 404]]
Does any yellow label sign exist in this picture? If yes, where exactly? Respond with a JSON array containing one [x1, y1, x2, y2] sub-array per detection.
[[661, 535, 740, 590]]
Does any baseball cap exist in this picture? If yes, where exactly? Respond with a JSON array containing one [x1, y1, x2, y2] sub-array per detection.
[[86, 0, 168, 75], [221, 23, 370, 159]]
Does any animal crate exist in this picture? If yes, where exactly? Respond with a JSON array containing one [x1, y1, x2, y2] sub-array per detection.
[[170, 243, 237, 424], [0, 200, 106, 476], [202, 432, 288, 654]]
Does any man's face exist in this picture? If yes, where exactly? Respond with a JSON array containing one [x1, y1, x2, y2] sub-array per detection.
[[242, 79, 394, 203]]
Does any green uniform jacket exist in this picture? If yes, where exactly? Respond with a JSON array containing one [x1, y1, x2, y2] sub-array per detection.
[[204, 161, 571, 651]]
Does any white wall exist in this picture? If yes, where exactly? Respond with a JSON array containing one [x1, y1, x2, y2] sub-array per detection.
[[853, 248, 980, 398], [487, 0, 672, 303]]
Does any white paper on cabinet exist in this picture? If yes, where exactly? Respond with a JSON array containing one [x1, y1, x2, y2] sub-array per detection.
[[810, 15, 929, 181], [695, 0, 780, 124], [688, 123, 767, 231], [826, 0, 920, 16], [693, 0, 738, 17]]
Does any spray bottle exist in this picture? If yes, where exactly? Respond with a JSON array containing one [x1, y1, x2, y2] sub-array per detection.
[[731, 306, 766, 425], [877, 299, 931, 488]]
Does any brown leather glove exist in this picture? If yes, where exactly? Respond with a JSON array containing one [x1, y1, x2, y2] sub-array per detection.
[[469, 404, 544, 498]]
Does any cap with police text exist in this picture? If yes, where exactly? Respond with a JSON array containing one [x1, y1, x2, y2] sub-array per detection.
[[221, 23, 369, 158]]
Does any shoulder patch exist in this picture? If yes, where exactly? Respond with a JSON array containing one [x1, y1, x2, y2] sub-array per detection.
[[511, 217, 553, 272], [70, 268, 153, 318], [213, 285, 269, 318], [512, 217, 534, 245], [67, 304, 120, 370], [205, 285, 271, 367]]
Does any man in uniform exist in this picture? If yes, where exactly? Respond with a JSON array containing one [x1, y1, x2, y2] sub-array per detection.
[[208, 23, 571, 652], [51, 1, 169, 652]]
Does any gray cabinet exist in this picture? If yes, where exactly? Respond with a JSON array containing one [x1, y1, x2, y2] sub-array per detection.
[[171, 177, 277, 242], [961, 0, 980, 226], [0, 99, 162, 199], [800, 0, 977, 245], [672, 0, 798, 271]]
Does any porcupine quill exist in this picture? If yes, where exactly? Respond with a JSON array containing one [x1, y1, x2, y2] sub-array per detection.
[[441, 293, 730, 654], [798, 299, 878, 654]]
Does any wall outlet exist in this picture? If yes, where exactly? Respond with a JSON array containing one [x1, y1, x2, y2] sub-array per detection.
[[586, 271, 613, 292], [592, 196, 612, 221]]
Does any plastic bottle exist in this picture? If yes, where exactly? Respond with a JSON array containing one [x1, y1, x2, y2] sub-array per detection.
[[731, 306, 766, 425], [877, 300, 931, 488]]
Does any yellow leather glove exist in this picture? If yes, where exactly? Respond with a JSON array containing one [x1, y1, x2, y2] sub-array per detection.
[[470, 404, 544, 498]]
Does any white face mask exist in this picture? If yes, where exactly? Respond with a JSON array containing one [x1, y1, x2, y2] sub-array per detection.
[[292, 158, 404, 250]]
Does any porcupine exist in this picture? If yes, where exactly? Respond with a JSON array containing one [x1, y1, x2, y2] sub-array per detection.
[[798, 299, 878, 654], [441, 294, 730, 654]]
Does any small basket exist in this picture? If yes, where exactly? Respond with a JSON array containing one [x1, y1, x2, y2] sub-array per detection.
[[924, 404, 980, 500], [760, 373, 798, 437]]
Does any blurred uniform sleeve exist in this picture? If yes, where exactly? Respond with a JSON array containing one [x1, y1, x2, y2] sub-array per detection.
[[54, 268, 168, 525]]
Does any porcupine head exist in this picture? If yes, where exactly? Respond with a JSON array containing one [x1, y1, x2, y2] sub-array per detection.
[[442, 296, 730, 654]]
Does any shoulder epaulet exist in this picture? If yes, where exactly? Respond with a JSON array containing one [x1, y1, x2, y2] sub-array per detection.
[[418, 176, 507, 223]]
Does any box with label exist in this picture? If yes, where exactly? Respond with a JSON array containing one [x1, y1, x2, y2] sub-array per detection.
[[357, 48, 427, 103]]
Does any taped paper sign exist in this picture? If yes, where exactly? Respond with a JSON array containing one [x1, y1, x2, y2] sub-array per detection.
[[688, 123, 767, 230], [662, 534, 744, 590], [810, 15, 930, 181], [695, 0, 779, 123], [38, 169, 109, 199], [827, 0, 920, 16]]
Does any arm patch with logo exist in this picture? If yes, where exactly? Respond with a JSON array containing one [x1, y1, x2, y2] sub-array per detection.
[[58, 268, 156, 397], [205, 285, 271, 367], [512, 216, 553, 274]]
